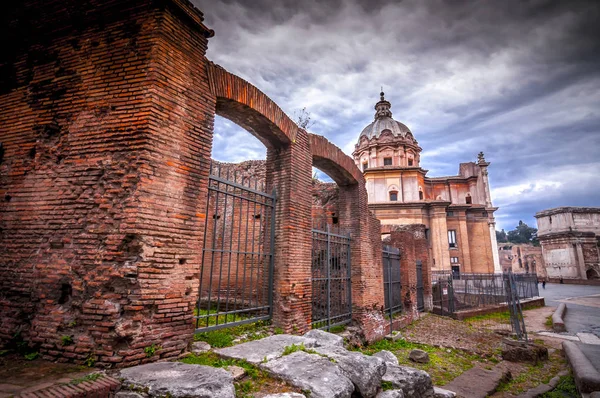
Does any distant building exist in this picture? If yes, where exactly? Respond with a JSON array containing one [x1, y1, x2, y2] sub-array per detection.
[[535, 207, 600, 280], [353, 92, 501, 274], [498, 244, 546, 278]]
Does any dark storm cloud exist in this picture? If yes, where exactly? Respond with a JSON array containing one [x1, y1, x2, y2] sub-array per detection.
[[193, 0, 600, 230]]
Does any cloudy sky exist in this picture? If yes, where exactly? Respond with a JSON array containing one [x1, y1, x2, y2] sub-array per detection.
[[192, 0, 600, 231]]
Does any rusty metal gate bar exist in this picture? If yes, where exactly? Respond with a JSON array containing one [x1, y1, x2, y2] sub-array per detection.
[[382, 245, 402, 333], [311, 224, 352, 331], [195, 163, 276, 332], [416, 260, 425, 312]]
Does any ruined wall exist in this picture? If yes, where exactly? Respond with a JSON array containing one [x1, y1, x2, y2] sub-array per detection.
[[384, 224, 433, 315], [0, 0, 214, 366], [498, 244, 546, 278], [311, 181, 339, 228]]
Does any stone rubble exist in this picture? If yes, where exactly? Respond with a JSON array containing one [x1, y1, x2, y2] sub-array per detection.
[[382, 362, 434, 398], [263, 351, 355, 398], [304, 328, 345, 347], [215, 334, 317, 364], [409, 349, 430, 364], [119, 362, 235, 398], [374, 349, 400, 366], [313, 344, 387, 397], [117, 331, 435, 398], [191, 341, 212, 355]]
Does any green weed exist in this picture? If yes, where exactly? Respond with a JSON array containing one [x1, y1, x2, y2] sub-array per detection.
[[61, 335, 74, 346], [540, 374, 578, 398], [144, 343, 160, 357]]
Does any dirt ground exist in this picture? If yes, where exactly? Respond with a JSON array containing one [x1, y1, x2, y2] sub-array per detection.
[[401, 313, 505, 356], [0, 352, 93, 397]]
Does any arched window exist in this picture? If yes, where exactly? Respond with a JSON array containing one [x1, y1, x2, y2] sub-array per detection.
[[418, 187, 424, 200], [465, 193, 472, 204], [408, 158, 414, 166], [389, 191, 398, 201], [362, 161, 368, 171]]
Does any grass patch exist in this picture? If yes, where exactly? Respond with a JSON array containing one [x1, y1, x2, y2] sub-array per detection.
[[464, 311, 511, 324], [545, 315, 553, 329], [194, 320, 271, 348], [282, 343, 320, 357], [354, 338, 484, 386], [496, 350, 567, 395], [540, 374, 578, 398], [381, 381, 394, 391], [328, 325, 347, 334]]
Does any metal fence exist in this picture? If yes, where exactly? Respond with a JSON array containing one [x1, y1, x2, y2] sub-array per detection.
[[311, 223, 352, 331], [195, 163, 276, 332], [382, 245, 402, 318], [432, 272, 539, 316]]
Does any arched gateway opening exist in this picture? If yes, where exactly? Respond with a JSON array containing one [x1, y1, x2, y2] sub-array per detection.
[[196, 64, 387, 338], [0, 0, 388, 366]]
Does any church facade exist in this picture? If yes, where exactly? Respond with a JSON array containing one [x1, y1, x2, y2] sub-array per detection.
[[353, 93, 501, 274]]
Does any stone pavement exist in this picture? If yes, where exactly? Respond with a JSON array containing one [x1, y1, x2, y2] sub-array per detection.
[[442, 363, 511, 398]]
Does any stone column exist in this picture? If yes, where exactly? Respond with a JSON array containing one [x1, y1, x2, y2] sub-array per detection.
[[457, 210, 472, 272], [489, 218, 502, 273], [575, 241, 588, 280], [429, 204, 451, 270]]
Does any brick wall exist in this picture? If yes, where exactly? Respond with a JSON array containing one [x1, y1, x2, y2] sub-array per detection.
[[0, 0, 391, 364], [0, 0, 215, 366], [384, 224, 433, 314]]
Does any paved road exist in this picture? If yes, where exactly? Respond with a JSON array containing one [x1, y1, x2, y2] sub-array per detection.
[[539, 283, 600, 337]]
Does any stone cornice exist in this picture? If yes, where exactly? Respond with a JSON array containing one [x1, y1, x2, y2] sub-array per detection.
[[535, 206, 600, 218]]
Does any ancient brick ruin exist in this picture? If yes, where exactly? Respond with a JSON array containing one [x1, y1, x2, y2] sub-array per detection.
[[0, 0, 425, 366]]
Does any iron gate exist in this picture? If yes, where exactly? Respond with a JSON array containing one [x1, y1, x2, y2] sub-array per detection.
[[196, 163, 276, 332], [311, 224, 352, 331], [382, 245, 402, 316], [416, 260, 425, 312]]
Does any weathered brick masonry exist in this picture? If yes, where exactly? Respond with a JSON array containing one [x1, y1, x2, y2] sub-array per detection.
[[0, 0, 216, 366], [0, 0, 389, 364]]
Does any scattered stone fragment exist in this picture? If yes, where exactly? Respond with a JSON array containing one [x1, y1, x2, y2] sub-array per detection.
[[115, 393, 146, 398], [433, 386, 456, 398], [263, 351, 355, 398], [226, 365, 246, 381], [382, 363, 434, 398], [216, 335, 316, 365], [501, 340, 548, 364], [443, 363, 511, 398], [313, 344, 387, 397], [192, 341, 211, 354], [409, 349, 430, 364], [377, 390, 405, 398], [119, 362, 235, 398], [304, 329, 344, 347], [374, 350, 399, 366]]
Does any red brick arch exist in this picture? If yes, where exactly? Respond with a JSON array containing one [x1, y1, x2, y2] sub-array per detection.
[[206, 62, 297, 148], [308, 133, 364, 186]]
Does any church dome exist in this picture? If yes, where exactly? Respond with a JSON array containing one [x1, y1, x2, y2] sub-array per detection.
[[358, 92, 414, 141]]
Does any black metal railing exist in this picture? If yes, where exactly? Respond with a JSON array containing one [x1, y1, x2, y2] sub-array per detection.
[[311, 224, 352, 331], [195, 163, 276, 332], [432, 272, 539, 316]]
